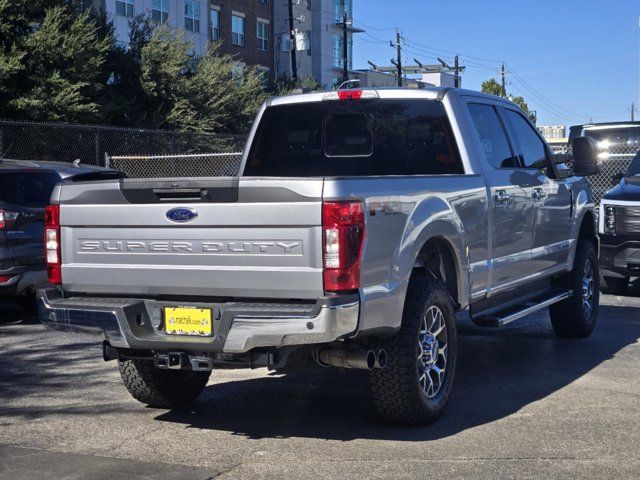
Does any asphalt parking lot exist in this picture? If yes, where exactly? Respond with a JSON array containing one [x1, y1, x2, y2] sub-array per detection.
[[1, 287, 639, 480]]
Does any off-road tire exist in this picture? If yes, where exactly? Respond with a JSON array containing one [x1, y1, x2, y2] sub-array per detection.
[[599, 275, 628, 296], [370, 275, 457, 426], [549, 239, 599, 338], [118, 358, 211, 408]]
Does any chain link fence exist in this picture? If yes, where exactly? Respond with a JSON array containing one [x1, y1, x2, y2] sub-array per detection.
[[108, 153, 243, 178], [0, 119, 247, 167], [550, 143, 638, 206]]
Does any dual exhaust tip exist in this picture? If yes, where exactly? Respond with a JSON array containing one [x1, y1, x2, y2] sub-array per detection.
[[317, 347, 387, 370]]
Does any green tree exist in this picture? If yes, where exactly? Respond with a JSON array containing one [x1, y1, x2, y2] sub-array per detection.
[[138, 25, 267, 133], [97, 14, 152, 126], [481, 78, 505, 98], [0, 1, 110, 122], [272, 74, 322, 96]]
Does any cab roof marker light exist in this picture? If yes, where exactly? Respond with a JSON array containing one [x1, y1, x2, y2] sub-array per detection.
[[322, 90, 379, 101]]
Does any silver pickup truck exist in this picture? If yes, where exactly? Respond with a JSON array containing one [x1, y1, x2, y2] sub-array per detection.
[[38, 87, 600, 425]]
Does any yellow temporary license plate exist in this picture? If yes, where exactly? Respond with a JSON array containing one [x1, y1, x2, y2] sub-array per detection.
[[164, 307, 212, 336]]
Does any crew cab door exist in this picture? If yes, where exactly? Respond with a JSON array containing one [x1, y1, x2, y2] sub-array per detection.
[[503, 108, 573, 276], [466, 102, 535, 292]]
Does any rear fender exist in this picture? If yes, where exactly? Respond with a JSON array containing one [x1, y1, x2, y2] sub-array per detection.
[[357, 197, 469, 336]]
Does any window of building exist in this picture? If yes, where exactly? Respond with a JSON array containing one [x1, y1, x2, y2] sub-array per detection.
[[115, 0, 134, 18], [505, 110, 548, 168], [256, 67, 270, 86], [231, 62, 246, 84], [151, 0, 168, 23], [334, 0, 352, 23], [185, 0, 200, 32], [232, 14, 245, 46], [332, 33, 352, 69], [257, 20, 269, 51], [467, 104, 518, 169], [210, 8, 220, 41]]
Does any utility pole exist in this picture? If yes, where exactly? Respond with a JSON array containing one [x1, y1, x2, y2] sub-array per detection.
[[454, 54, 459, 88], [288, 0, 297, 83], [390, 30, 403, 87], [341, 0, 349, 84], [500, 63, 506, 97]]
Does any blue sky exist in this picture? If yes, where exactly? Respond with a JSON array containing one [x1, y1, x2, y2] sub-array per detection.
[[352, 0, 640, 128]]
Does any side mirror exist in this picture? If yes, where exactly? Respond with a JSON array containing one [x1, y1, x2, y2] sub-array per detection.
[[611, 172, 624, 186], [571, 137, 599, 177]]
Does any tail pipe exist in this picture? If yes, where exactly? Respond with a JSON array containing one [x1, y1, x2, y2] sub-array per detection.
[[375, 348, 388, 369], [316, 347, 386, 370]]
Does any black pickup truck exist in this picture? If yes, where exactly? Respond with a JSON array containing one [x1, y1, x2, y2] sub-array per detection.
[[599, 152, 640, 294]]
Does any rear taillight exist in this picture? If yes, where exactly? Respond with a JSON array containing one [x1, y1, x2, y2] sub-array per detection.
[[0, 209, 18, 230], [322, 200, 365, 292], [0, 274, 16, 284], [45, 204, 61, 285]]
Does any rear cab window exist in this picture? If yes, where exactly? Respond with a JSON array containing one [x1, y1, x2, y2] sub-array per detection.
[[245, 99, 464, 176], [0, 170, 61, 208]]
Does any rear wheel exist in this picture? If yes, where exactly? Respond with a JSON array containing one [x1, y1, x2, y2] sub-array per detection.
[[118, 358, 211, 408], [370, 275, 457, 425], [15, 294, 36, 311], [549, 240, 599, 338], [600, 275, 628, 296]]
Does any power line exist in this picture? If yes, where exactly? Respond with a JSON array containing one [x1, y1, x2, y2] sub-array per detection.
[[352, 18, 395, 32]]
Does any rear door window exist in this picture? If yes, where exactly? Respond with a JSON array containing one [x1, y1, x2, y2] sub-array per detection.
[[0, 171, 61, 208], [245, 99, 464, 176], [467, 103, 519, 169]]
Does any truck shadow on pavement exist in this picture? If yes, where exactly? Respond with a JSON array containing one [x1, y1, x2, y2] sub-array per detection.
[[155, 297, 640, 442]]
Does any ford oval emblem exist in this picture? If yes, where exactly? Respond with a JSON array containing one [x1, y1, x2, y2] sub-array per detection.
[[166, 207, 198, 223]]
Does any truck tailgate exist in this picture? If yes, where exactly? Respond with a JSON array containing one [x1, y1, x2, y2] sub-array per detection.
[[57, 178, 324, 299]]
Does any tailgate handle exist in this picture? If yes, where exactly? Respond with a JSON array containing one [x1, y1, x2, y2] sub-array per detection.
[[153, 188, 204, 201]]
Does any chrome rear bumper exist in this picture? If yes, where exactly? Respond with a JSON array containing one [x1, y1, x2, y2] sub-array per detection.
[[37, 288, 359, 353]]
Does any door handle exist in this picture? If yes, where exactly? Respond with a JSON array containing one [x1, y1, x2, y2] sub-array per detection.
[[494, 190, 511, 206], [532, 188, 547, 201]]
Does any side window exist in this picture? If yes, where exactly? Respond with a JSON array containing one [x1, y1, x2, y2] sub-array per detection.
[[467, 103, 518, 169], [505, 110, 547, 168]]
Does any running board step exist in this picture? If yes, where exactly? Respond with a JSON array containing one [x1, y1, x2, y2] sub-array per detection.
[[472, 290, 573, 328]]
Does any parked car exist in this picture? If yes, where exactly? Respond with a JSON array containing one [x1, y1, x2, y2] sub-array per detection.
[[569, 122, 640, 204], [599, 151, 640, 294], [0, 159, 123, 308], [37, 88, 599, 425]]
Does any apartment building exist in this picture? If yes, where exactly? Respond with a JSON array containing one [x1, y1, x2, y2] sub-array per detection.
[[274, 0, 363, 88], [98, 0, 274, 79]]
